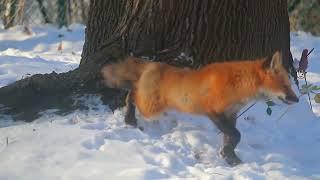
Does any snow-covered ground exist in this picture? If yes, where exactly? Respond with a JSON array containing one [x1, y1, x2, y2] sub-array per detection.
[[0, 26, 320, 180], [0, 24, 83, 88]]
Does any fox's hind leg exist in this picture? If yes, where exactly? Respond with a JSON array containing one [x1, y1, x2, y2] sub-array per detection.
[[209, 113, 242, 166], [124, 90, 137, 127]]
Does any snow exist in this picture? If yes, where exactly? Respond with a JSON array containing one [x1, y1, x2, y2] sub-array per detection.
[[0, 24, 83, 87], [0, 25, 320, 180]]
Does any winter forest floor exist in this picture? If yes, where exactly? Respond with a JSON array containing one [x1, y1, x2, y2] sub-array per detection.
[[0, 25, 320, 179]]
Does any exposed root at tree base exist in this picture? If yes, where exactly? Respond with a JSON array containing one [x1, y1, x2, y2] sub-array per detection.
[[0, 44, 127, 122], [0, 68, 126, 121]]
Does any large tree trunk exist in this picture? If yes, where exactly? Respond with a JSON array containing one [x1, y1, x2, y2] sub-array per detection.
[[0, 0, 296, 121], [82, 0, 292, 67]]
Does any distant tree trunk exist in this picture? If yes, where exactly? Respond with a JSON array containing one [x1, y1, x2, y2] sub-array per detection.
[[16, 0, 25, 24], [0, 0, 296, 121], [57, 0, 67, 28], [36, 0, 51, 24], [66, 0, 72, 26], [2, 0, 18, 29], [288, 0, 320, 36], [79, 0, 88, 24], [70, 0, 87, 24]]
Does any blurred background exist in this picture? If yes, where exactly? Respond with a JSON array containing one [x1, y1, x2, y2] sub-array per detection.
[[0, 0, 89, 31], [288, 0, 320, 36], [0, 0, 319, 35]]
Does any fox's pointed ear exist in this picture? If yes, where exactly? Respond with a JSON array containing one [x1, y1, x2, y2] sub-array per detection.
[[270, 51, 282, 70], [264, 51, 283, 71]]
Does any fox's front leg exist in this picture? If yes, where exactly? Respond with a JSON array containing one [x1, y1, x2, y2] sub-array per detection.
[[209, 113, 242, 166], [124, 90, 137, 127]]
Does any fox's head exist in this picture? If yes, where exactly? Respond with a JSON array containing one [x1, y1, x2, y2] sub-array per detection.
[[101, 57, 145, 89], [260, 51, 299, 104]]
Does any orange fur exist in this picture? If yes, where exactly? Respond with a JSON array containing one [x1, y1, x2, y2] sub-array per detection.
[[102, 52, 298, 120], [101, 51, 299, 166]]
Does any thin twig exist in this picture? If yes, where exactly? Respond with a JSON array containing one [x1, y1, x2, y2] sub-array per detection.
[[304, 48, 314, 111], [276, 106, 292, 122], [276, 94, 303, 122], [304, 74, 313, 111], [307, 48, 314, 56], [236, 102, 257, 119]]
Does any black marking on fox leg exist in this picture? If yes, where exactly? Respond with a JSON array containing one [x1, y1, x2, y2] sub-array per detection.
[[209, 113, 242, 166], [124, 90, 137, 127]]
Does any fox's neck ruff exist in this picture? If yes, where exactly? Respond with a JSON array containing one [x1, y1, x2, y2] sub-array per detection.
[[205, 60, 266, 113]]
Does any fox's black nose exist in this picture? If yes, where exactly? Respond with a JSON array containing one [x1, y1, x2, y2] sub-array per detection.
[[285, 94, 299, 103]]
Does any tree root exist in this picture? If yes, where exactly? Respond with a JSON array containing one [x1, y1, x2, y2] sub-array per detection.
[[0, 43, 126, 122]]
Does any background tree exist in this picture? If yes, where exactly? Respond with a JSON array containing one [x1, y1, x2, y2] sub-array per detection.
[[1, 0, 18, 29], [288, 0, 320, 36], [36, 0, 51, 24], [0, 0, 296, 121], [57, 0, 67, 28]]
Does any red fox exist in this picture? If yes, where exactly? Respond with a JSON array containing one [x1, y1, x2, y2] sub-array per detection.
[[101, 51, 299, 166]]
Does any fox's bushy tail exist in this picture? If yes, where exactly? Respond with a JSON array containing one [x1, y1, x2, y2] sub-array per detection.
[[101, 57, 146, 89]]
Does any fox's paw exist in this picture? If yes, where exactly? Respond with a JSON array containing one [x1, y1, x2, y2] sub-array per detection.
[[223, 154, 242, 167], [124, 116, 137, 127], [124, 123, 144, 132], [220, 148, 242, 167], [124, 116, 145, 131]]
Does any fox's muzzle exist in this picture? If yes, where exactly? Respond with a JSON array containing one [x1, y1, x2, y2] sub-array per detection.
[[285, 93, 299, 103], [280, 89, 299, 105], [278, 87, 299, 105]]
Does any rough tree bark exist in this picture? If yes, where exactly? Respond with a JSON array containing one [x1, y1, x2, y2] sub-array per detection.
[[82, 0, 293, 66], [0, 0, 296, 121]]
